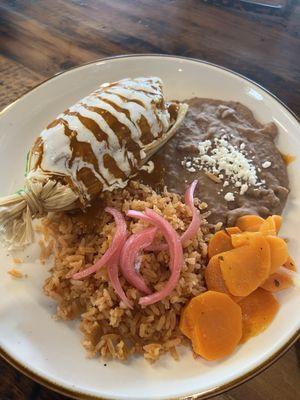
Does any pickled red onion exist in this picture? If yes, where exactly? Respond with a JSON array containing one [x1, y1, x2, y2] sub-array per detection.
[[137, 208, 183, 306], [147, 180, 200, 252], [180, 180, 201, 244], [126, 210, 153, 224], [72, 207, 132, 308], [120, 227, 157, 294], [72, 207, 127, 279], [107, 255, 133, 309]]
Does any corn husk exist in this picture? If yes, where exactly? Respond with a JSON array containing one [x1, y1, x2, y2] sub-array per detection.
[[0, 77, 188, 249]]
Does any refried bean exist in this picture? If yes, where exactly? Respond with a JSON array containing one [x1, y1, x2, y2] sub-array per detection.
[[136, 98, 289, 226]]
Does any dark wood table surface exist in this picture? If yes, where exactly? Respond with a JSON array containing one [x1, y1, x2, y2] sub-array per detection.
[[0, 1, 299, 399]]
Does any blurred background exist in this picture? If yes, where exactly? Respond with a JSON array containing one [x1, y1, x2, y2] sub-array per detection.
[[0, 0, 299, 114]]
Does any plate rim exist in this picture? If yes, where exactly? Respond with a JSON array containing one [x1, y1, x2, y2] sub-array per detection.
[[0, 53, 299, 400]]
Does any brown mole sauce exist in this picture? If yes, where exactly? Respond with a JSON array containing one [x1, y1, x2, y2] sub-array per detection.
[[44, 98, 289, 229], [68, 106, 180, 227], [32, 95, 179, 208]]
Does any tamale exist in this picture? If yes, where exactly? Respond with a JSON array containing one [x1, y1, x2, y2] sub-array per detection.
[[0, 77, 188, 248]]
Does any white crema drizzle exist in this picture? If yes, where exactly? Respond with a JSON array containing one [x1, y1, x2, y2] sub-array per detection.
[[38, 77, 173, 197]]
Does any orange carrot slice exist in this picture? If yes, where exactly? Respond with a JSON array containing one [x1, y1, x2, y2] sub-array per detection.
[[205, 256, 231, 295], [231, 233, 288, 274], [238, 288, 279, 343], [205, 256, 242, 302], [283, 255, 296, 271], [266, 236, 288, 274], [180, 291, 242, 361], [236, 215, 264, 232], [230, 231, 260, 248], [179, 304, 194, 339], [219, 234, 271, 296], [259, 216, 277, 236], [208, 230, 232, 259], [225, 227, 242, 235], [260, 270, 293, 292], [272, 215, 282, 234]]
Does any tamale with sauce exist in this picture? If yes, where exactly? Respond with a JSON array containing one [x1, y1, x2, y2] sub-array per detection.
[[0, 77, 188, 248]]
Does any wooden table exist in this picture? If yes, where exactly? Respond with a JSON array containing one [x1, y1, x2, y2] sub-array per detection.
[[0, 1, 299, 399]]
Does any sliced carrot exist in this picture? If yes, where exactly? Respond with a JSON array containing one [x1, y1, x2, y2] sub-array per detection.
[[205, 256, 232, 295], [225, 227, 242, 235], [266, 236, 288, 274], [208, 230, 232, 259], [236, 215, 264, 232], [180, 291, 242, 361], [231, 232, 287, 274], [205, 256, 242, 302], [259, 216, 277, 236], [260, 270, 293, 292], [179, 304, 193, 339], [272, 215, 282, 234], [283, 255, 296, 271], [219, 234, 271, 297], [230, 231, 259, 248], [238, 288, 279, 343]]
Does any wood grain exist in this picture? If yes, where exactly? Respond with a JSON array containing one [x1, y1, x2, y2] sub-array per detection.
[[0, 0, 299, 399], [0, 55, 44, 110], [1, 0, 299, 115]]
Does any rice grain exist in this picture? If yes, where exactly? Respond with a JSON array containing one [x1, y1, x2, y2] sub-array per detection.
[[42, 182, 214, 362]]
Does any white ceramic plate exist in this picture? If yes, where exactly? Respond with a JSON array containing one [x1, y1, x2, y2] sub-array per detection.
[[0, 55, 299, 400]]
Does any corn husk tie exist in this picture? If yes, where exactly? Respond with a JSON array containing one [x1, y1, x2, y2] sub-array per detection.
[[0, 175, 78, 249]]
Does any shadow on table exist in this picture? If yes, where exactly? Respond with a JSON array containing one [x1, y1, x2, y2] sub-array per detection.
[[294, 339, 300, 367]]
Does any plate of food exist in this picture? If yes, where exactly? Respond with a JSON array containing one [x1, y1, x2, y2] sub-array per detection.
[[0, 54, 299, 400]]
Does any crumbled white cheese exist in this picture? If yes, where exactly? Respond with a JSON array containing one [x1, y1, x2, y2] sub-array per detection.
[[181, 134, 263, 196], [240, 183, 248, 195], [262, 161, 271, 169], [224, 192, 235, 201], [198, 140, 212, 155]]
